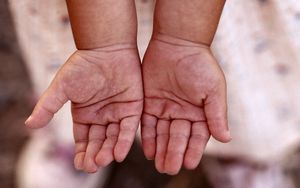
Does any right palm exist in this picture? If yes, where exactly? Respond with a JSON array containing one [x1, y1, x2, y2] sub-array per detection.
[[26, 46, 144, 173]]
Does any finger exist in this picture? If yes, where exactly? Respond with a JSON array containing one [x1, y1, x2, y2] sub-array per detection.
[[114, 115, 140, 162], [164, 120, 191, 175], [141, 113, 157, 160], [95, 123, 119, 167], [83, 125, 106, 173], [73, 122, 89, 170], [204, 87, 231, 143], [183, 122, 210, 170], [155, 119, 170, 173], [25, 79, 68, 128]]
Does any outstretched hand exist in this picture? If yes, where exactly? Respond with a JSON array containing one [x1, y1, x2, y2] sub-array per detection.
[[141, 35, 231, 175], [25, 45, 143, 173]]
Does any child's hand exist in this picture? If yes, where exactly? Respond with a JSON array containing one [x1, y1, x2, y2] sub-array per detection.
[[141, 36, 231, 175], [25, 45, 143, 173]]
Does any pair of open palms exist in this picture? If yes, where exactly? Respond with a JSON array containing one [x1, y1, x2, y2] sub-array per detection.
[[25, 36, 230, 175]]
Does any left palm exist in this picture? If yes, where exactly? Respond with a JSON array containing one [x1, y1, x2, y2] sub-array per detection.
[[141, 37, 230, 175]]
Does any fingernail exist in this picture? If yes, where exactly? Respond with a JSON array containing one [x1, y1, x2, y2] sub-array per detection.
[[25, 116, 32, 125], [226, 130, 232, 141]]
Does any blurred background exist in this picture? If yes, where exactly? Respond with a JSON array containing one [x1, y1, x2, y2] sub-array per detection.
[[1, 0, 300, 187]]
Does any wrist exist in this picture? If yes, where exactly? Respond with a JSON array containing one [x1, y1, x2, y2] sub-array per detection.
[[152, 26, 213, 47], [66, 0, 138, 50], [73, 35, 137, 50], [153, 0, 225, 47], [71, 20, 137, 50], [151, 32, 211, 49], [74, 43, 139, 63]]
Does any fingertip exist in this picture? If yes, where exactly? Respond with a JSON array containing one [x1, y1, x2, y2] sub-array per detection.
[[145, 154, 155, 160], [26, 83, 67, 128], [142, 140, 156, 160], [74, 153, 85, 170], [86, 168, 98, 174], [84, 158, 98, 173], [207, 118, 231, 143], [24, 115, 48, 129], [211, 129, 232, 143], [24, 109, 54, 129], [223, 131, 232, 142], [24, 116, 37, 129], [95, 152, 114, 167], [154, 159, 165, 174], [164, 167, 180, 176], [113, 143, 128, 163], [164, 153, 183, 175], [114, 155, 125, 163], [24, 115, 32, 125], [184, 163, 198, 170], [144, 149, 155, 160], [204, 89, 230, 143], [183, 155, 201, 170]]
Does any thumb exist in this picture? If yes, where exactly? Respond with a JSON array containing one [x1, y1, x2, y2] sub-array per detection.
[[204, 87, 231, 143], [25, 80, 68, 129]]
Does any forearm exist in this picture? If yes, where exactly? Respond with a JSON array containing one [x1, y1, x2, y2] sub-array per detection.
[[153, 0, 225, 46], [66, 0, 137, 49]]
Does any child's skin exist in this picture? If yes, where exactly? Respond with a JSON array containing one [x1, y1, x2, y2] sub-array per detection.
[[25, 0, 230, 175], [141, 0, 231, 175], [25, 0, 144, 173]]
